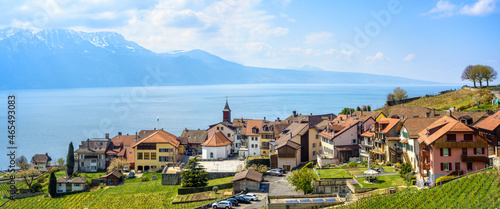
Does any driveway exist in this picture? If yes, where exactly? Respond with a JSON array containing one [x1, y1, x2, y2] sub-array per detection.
[[267, 173, 304, 196]]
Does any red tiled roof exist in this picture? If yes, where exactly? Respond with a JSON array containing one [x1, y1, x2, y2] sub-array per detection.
[[379, 118, 400, 133], [403, 117, 440, 139], [133, 130, 179, 148], [418, 116, 475, 145], [474, 110, 500, 131], [232, 169, 263, 182], [31, 154, 51, 164], [201, 131, 232, 147]]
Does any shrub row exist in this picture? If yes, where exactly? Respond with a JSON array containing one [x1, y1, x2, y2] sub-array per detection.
[[178, 183, 233, 195], [246, 158, 270, 168]]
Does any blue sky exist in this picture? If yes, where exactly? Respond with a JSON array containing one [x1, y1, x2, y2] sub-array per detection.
[[0, 0, 499, 83]]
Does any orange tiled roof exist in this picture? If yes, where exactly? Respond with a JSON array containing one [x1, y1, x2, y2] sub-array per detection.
[[403, 117, 440, 139], [133, 130, 179, 148], [244, 120, 264, 136], [379, 118, 400, 133], [201, 131, 231, 147], [474, 110, 500, 131], [417, 116, 475, 145]]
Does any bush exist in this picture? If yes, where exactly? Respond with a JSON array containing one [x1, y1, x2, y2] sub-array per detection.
[[399, 163, 412, 178], [347, 162, 358, 168], [212, 186, 219, 193], [121, 174, 126, 179], [301, 162, 314, 170], [436, 175, 456, 185], [246, 158, 270, 168], [37, 175, 46, 183], [31, 182, 43, 193], [141, 176, 150, 182], [148, 168, 159, 173], [248, 164, 268, 173], [405, 172, 413, 181]]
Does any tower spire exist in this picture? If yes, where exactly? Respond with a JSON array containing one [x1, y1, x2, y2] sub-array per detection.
[[223, 96, 231, 122]]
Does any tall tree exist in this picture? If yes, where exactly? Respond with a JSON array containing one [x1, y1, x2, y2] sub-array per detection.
[[57, 158, 65, 167], [462, 65, 476, 87], [482, 65, 497, 87], [48, 171, 57, 197], [67, 142, 74, 176], [393, 87, 408, 101], [339, 108, 355, 115], [287, 168, 314, 194], [18, 168, 41, 189], [473, 65, 485, 87], [387, 93, 395, 101], [367, 105, 371, 111], [15, 155, 28, 166], [107, 158, 129, 173], [181, 156, 208, 187]]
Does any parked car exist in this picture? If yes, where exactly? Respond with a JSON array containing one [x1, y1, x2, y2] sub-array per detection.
[[128, 172, 135, 178], [266, 169, 283, 176], [226, 198, 239, 206], [234, 196, 251, 204], [243, 193, 258, 201], [212, 200, 232, 209]]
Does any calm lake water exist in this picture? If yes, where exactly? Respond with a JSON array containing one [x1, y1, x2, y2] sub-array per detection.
[[0, 84, 459, 170]]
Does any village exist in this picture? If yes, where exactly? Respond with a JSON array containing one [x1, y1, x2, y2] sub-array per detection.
[[2, 86, 500, 208]]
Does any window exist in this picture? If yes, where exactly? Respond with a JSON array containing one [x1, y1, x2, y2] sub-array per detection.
[[441, 162, 450, 171], [447, 134, 456, 142], [75, 183, 80, 187], [467, 162, 473, 171], [151, 152, 156, 160], [462, 148, 468, 156], [217, 127, 220, 130], [475, 148, 484, 155], [352, 139, 357, 144], [221, 127, 224, 130], [144, 152, 150, 160], [166, 156, 171, 162], [316, 134, 319, 139], [441, 148, 451, 157], [81, 162, 84, 167], [159, 149, 167, 152], [58, 183, 62, 186], [159, 156, 167, 162], [210, 152, 214, 158], [227, 133, 231, 137], [312, 143, 316, 148], [455, 162, 461, 171], [464, 134, 473, 142], [313, 151, 316, 156]]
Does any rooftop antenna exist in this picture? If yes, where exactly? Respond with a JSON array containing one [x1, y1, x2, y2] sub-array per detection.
[[157, 116, 160, 130]]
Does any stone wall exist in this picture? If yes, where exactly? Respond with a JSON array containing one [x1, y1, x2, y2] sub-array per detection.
[[312, 178, 349, 194]]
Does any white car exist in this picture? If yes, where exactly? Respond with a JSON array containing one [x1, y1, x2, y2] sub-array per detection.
[[243, 193, 258, 201], [212, 200, 232, 209]]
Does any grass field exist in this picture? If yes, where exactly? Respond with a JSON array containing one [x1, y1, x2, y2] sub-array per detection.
[[3, 175, 233, 208], [315, 166, 396, 178], [356, 175, 405, 189], [337, 170, 500, 209]]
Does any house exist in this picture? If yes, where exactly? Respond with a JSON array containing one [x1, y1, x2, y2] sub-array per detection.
[[418, 116, 489, 184], [176, 136, 188, 155], [389, 106, 433, 119], [271, 123, 308, 170], [106, 132, 140, 171], [208, 122, 236, 153], [30, 153, 52, 172], [56, 177, 86, 193], [75, 136, 112, 172], [201, 131, 232, 160], [353, 111, 386, 121], [318, 115, 375, 164], [133, 130, 180, 172], [101, 170, 122, 186], [180, 129, 208, 155], [232, 169, 263, 192], [371, 118, 402, 163], [474, 110, 500, 159], [240, 120, 265, 157], [399, 117, 440, 171]]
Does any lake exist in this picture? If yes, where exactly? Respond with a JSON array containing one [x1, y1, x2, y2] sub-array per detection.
[[0, 84, 459, 170]]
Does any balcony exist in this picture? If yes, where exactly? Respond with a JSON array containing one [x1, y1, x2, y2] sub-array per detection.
[[360, 149, 369, 157], [360, 142, 373, 147], [461, 155, 489, 163], [389, 147, 403, 155]]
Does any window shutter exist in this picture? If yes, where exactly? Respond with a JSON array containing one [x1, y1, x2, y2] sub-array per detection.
[[449, 148, 451, 156], [482, 148, 485, 155], [441, 163, 444, 171], [474, 148, 477, 155], [440, 148, 443, 156]]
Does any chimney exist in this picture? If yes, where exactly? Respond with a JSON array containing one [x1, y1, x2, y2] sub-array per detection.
[[293, 110, 297, 117], [277, 117, 280, 121], [46, 153, 48, 156], [361, 110, 363, 116], [310, 113, 312, 115], [264, 117, 266, 121], [105, 133, 109, 139], [449, 109, 452, 116], [118, 132, 122, 136], [198, 128, 200, 130], [154, 128, 156, 130], [432, 109, 436, 117], [87, 138, 90, 150]]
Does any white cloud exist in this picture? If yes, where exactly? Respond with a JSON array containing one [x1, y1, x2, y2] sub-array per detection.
[[365, 52, 385, 61], [404, 54, 416, 61], [280, 13, 296, 22], [460, 0, 496, 16], [304, 32, 334, 45], [422, 0, 457, 18], [423, 0, 496, 18]]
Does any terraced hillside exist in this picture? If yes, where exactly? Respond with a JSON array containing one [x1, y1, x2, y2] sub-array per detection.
[[336, 170, 500, 209]]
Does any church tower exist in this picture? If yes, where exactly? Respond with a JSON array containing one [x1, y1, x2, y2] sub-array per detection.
[[223, 96, 231, 123]]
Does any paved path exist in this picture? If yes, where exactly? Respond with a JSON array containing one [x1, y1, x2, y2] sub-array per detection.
[[354, 172, 397, 178]]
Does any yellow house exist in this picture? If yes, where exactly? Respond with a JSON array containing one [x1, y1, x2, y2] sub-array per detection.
[[133, 130, 179, 172], [373, 112, 387, 121]]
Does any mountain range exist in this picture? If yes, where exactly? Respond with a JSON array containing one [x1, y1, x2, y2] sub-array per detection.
[[0, 27, 437, 90]]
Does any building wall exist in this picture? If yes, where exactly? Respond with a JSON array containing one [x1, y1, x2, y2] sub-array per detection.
[[278, 149, 301, 170], [375, 113, 386, 121], [76, 153, 106, 172], [430, 134, 488, 179], [308, 128, 321, 162], [208, 124, 236, 152], [135, 143, 177, 172], [333, 125, 359, 147], [233, 180, 261, 192], [322, 136, 334, 156], [247, 136, 261, 156], [30, 162, 49, 172], [202, 145, 230, 160]]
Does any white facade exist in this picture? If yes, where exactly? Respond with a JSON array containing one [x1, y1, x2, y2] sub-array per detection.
[[56, 183, 85, 194], [400, 126, 419, 172], [247, 136, 260, 156], [202, 145, 231, 160]]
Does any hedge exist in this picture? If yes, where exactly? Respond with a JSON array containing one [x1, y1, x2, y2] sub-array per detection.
[[246, 158, 270, 168], [178, 183, 233, 195]]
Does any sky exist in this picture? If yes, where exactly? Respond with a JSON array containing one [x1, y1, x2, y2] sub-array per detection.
[[0, 0, 499, 83]]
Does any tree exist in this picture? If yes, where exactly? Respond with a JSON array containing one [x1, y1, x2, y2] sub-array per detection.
[[181, 156, 208, 187], [49, 172, 57, 197], [387, 93, 395, 101], [57, 158, 65, 167], [287, 168, 314, 194], [31, 182, 42, 193], [340, 107, 355, 115], [16, 155, 28, 167], [399, 163, 412, 178], [18, 168, 41, 189], [481, 65, 497, 87], [462, 65, 477, 87], [356, 106, 361, 111], [393, 87, 408, 101], [67, 142, 74, 176], [107, 158, 129, 173], [367, 105, 371, 111], [17, 162, 29, 170]]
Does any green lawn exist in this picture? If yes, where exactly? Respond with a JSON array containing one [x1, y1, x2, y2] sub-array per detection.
[[316, 168, 352, 178], [125, 172, 162, 183], [207, 176, 232, 186], [3, 176, 232, 208], [354, 166, 396, 174], [357, 174, 405, 189]]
